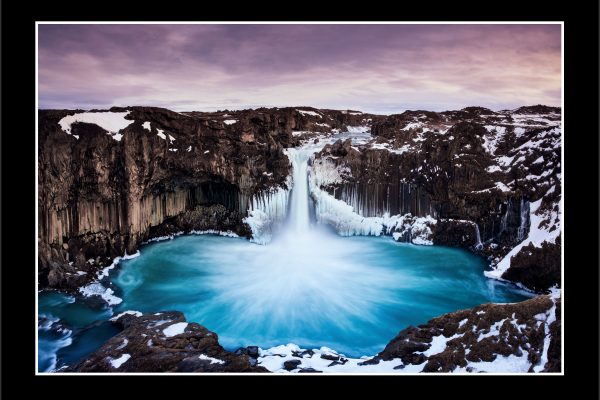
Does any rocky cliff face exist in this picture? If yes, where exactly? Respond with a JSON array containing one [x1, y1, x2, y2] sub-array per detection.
[[309, 106, 561, 291], [39, 104, 561, 293], [38, 106, 376, 289]]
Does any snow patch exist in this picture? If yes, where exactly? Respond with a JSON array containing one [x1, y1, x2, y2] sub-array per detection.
[[402, 122, 422, 131], [482, 125, 507, 155], [420, 333, 462, 357], [497, 155, 515, 167], [456, 352, 532, 373], [108, 354, 131, 369], [58, 111, 134, 141], [162, 322, 188, 337], [79, 283, 122, 305], [346, 125, 370, 134], [495, 182, 511, 192], [189, 229, 239, 238], [257, 343, 424, 373], [198, 354, 225, 365], [297, 110, 321, 117], [98, 251, 140, 280], [143, 231, 185, 243], [110, 310, 142, 321]]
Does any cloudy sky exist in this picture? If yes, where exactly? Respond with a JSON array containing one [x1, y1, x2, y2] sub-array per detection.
[[38, 24, 561, 114]]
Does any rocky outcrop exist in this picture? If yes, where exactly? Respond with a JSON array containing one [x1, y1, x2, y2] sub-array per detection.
[[38, 106, 377, 290], [68, 311, 267, 372], [310, 106, 561, 291], [68, 294, 560, 373], [377, 295, 560, 373], [501, 239, 561, 292]]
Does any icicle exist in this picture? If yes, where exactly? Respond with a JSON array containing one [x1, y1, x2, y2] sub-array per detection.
[[243, 176, 292, 244]]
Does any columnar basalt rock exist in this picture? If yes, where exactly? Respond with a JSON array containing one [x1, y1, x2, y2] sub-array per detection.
[[39, 105, 561, 292], [310, 106, 561, 291], [38, 106, 377, 289]]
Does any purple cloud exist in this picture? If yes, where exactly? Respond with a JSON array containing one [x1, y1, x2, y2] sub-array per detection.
[[38, 24, 561, 114]]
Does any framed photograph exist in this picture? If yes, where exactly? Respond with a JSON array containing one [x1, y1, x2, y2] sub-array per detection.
[[34, 22, 565, 375]]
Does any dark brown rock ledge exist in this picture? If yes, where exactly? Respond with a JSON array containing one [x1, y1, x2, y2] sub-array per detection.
[[68, 311, 268, 372]]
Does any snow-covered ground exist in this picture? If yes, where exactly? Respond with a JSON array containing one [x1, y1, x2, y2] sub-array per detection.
[[257, 344, 425, 373], [58, 111, 134, 141]]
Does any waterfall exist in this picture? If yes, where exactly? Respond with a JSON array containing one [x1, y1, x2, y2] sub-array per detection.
[[517, 198, 529, 241], [245, 129, 438, 244], [500, 198, 510, 233], [245, 143, 324, 243], [287, 149, 311, 233], [474, 223, 483, 250]]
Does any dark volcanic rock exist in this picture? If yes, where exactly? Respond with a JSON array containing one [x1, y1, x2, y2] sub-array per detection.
[[377, 295, 560, 373], [544, 299, 561, 372], [313, 105, 561, 291], [246, 346, 260, 359], [432, 219, 478, 247], [68, 311, 267, 372], [298, 367, 322, 373], [501, 239, 561, 292], [283, 359, 302, 371], [320, 353, 341, 361]]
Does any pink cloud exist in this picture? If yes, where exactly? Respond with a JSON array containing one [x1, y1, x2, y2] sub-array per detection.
[[38, 24, 561, 113]]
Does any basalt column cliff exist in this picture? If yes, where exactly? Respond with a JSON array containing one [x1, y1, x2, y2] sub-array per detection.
[[38, 106, 373, 289]]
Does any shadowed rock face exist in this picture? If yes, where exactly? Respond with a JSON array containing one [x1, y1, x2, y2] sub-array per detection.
[[68, 311, 268, 372], [38, 106, 377, 290], [502, 239, 562, 292]]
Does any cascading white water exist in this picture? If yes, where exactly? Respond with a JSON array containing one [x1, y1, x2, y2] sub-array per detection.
[[474, 223, 483, 250], [246, 129, 437, 244], [287, 149, 311, 233], [500, 198, 510, 233], [517, 198, 529, 241]]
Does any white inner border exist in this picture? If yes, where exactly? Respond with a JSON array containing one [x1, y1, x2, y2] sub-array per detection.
[[35, 20, 564, 376]]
